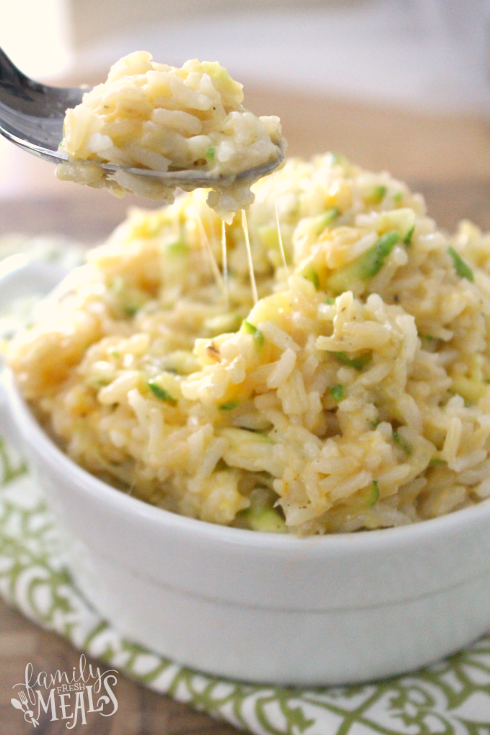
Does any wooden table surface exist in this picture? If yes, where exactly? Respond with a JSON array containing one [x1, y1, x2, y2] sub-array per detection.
[[1, 90, 490, 734]]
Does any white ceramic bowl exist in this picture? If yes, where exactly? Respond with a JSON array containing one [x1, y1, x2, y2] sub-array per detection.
[[3, 262, 490, 686]]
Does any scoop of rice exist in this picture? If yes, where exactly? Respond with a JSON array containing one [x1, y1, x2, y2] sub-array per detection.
[[56, 52, 285, 221], [9, 153, 490, 535]]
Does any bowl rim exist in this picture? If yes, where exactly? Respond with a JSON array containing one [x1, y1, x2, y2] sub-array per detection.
[[6, 367, 490, 553]]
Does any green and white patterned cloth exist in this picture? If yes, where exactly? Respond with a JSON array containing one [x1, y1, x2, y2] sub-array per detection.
[[1, 440, 490, 734], [1, 237, 490, 734]]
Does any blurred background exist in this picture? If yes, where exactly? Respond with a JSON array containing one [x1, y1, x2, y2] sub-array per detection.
[[1, 0, 490, 228]]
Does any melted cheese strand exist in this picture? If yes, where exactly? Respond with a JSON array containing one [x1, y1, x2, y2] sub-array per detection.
[[242, 209, 258, 304], [193, 208, 224, 293], [273, 172, 287, 268], [221, 219, 229, 308]]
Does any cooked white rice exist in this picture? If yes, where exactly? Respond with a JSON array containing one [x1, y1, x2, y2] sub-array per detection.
[[8, 153, 490, 534], [56, 52, 285, 221]]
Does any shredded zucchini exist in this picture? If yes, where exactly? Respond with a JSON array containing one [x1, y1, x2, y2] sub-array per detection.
[[166, 240, 189, 256], [370, 481, 380, 506], [330, 384, 344, 402], [393, 430, 412, 455], [403, 224, 415, 246], [334, 351, 371, 371], [242, 320, 265, 348], [241, 506, 287, 533], [219, 400, 239, 410], [326, 231, 399, 294], [429, 458, 447, 467], [370, 185, 387, 204], [448, 247, 474, 282], [124, 305, 139, 317], [303, 268, 320, 290], [148, 380, 177, 403]]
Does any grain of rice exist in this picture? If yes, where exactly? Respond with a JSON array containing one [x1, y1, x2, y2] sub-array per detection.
[[448, 449, 487, 473], [258, 322, 300, 353]]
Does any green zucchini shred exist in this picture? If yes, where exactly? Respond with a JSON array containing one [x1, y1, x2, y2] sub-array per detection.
[[393, 430, 412, 455], [166, 240, 189, 256], [362, 232, 400, 277], [403, 224, 415, 246], [326, 231, 399, 293], [148, 381, 177, 404], [309, 208, 340, 237], [241, 506, 287, 533], [330, 384, 345, 402], [370, 480, 380, 505], [250, 431, 274, 444], [304, 268, 320, 290], [371, 185, 387, 203], [321, 207, 340, 226], [219, 400, 240, 411], [448, 247, 474, 282], [334, 351, 371, 371], [206, 146, 216, 160], [124, 305, 139, 317], [255, 331, 265, 348], [243, 320, 257, 333], [242, 320, 264, 348], [429, 458, 447, 467]]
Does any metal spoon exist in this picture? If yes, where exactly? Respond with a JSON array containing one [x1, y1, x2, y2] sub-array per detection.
[[0, 47, 284, 187]]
